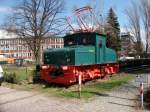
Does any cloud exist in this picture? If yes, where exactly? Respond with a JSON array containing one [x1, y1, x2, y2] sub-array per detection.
[[120, 27, 127, 33], [0, 6, 14, 13], [0, 30, 17, 39]]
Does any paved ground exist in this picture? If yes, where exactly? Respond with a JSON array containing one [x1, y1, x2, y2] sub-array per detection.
[[83, 81, 150, 112], [0, 86, 82, 112], [0, 75, 150, 112]]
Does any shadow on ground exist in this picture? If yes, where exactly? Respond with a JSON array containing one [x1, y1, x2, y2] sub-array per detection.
[[144, 89, 150, 110], [78, 90, 138, 101], [82, 91, 109, 97], [0, 93, 39, 106], [108, 101, 136, 108], [109, 95, 137, 101]]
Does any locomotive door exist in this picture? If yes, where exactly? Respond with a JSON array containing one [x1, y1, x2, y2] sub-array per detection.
[[96, 36, 105, 64]]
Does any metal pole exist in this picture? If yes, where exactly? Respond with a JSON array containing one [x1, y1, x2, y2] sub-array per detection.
[[26, 66, 28, 80], [140, 82, 144, 109], [78, 72, 82, 99]]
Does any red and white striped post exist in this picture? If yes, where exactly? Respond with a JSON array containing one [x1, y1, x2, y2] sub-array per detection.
[[78, 72, 82, 99], [140, 82, 144, 108]]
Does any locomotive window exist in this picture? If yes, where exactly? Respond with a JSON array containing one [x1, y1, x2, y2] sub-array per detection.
[[68, 41, 73, 45], [66, 37, 76, 46], [64, 33, 96, 46], [82, 38, 90, 45], [99, 40, 102, 48], [83, 38, 87, 44]]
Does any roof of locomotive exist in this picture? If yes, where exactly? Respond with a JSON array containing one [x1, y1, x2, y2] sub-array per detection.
[[44, 47, 72, 53], [63, 32, 107, 38]]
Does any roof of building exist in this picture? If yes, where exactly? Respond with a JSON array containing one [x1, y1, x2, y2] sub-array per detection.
[[0, 30, 18, 39], [0, 30, 63, 40]]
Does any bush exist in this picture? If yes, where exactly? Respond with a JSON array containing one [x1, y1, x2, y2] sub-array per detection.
[[33, 70, 41, 83], [27, 68, 41, 83], [3, 72, 19, 84], [27, 69, 36, 83]]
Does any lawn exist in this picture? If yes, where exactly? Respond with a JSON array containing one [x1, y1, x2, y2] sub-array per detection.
[[2, 65, 35, 83], [56, 74, 133, 99], [2, 73, 133, 99], [1, 65, 134, 99]]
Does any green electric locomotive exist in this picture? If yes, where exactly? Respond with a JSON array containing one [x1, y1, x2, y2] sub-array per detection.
[[41, 32, 119, 86]]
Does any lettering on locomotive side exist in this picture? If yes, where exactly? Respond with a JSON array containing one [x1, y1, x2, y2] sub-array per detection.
[[88, 50, 95, 52]]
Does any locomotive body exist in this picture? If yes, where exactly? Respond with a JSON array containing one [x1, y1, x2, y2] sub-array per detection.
[[41, 32, 119, 86]]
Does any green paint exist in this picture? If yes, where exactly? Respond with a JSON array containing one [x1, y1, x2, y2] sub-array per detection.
[[43, 32, 117, 66]]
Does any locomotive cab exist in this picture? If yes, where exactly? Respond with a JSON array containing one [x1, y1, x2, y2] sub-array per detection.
[[63, 32, 117, 64]]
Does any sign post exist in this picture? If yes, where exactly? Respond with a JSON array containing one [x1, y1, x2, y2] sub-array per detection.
[[135, 74, 148, 109], [140, 82, 144, 108], [78, 72, 82, 99]]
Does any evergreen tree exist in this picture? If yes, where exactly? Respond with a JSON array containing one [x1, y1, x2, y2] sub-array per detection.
[[105, 8, 121, 52]]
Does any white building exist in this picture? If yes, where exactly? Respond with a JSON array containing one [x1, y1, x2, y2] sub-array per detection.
[[120, 32, 135, 56], [0, 30, 64, 60]]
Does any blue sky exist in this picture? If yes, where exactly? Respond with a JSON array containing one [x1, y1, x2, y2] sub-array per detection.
[[0, 0, 135, 31]]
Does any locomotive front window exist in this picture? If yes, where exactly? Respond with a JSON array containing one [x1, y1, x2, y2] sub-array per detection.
[[43, 50, 74, 65], [64, 33, 95, 46], [68, 41, 73, 45], [82, 38, 87, 44]]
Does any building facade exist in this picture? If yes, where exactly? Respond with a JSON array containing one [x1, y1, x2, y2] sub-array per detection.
[[0, 31, 64, 61], [120, 32, 135, 56]]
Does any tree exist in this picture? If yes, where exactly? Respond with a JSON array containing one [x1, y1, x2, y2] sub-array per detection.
[[125, 1, 143, 56], [4, 0, 64, 64], [104, 8, 121, 52], [140, 0, 150, 55]]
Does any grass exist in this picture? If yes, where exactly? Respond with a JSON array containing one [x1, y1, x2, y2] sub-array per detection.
[[1, 65, 134, 99], [2, 65, 35, 82], [56, 74, 133, 99], [2, 73, 133, 99]]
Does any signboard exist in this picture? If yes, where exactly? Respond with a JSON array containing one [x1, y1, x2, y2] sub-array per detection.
[[135, 74, 148, 83], [135, 74, 149, 108]]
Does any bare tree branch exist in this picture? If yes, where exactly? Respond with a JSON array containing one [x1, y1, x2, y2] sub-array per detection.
[[3, 0, 65, 64], [140, 0, 150, 54], [125, 1, 143, 56]]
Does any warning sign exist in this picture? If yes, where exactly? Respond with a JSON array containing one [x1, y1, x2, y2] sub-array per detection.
[[135, 74, 148, 83]]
